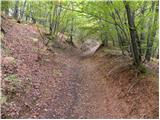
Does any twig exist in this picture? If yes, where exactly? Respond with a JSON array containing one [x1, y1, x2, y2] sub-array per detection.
[[127, 78, 139, 93], [36, 25, 49, 46], [117, 71, 140, 98], [37, 26, 44, 41], [1, 27, 6, 34]]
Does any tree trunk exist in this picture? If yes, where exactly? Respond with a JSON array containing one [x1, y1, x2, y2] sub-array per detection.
[[20, 0, 27, 20], [31, 16, 36, 24], [114, 8, 129, 44], [49, 4, 57, 34], [124, 1, 141, 67], [152, 38, 158, 58], [145, 1, 158, 61], [111, 12, 125, 55], [4, 2, 9, 15], [140, 2, 147, 44], [70, 1, 74, 46], [13, 0, 19, 19], [50, 3, 62, 36]]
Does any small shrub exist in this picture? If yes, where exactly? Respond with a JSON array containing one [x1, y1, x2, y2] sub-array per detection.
[[0, 94, 7, 104], [3, 48, 12, 55], [32, 47, 39, 52], [4, 74, 21, 85], [3, 74, 21, 96], [138, 64, 147, 74]]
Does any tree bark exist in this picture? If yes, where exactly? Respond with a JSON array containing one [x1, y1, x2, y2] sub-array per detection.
[[145, 1, 158, 61], [13, 0, 19, 19], [111, 12, 125, 55], [20, 0, 27, 20], [69, 1, 74, 46], [140, 2, 147, 43], [124, 1, 141, 67], [50, 2, 62, 36]]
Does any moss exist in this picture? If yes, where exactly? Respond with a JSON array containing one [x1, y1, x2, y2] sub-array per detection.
[[0, 31, 4, 39], [4, 74, 20, 84], [138, 64, 147, 74], [3, 48, 12, 55], [32, 47, 39, 52], [4, 74, 21, 95], [0, 94, 7, 104]]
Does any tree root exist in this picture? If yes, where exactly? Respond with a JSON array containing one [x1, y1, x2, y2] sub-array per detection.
[[117, 72, 140, 98]]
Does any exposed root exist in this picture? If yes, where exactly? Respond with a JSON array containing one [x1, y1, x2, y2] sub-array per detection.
[[117, 71, 140, 98], [107, 63, 129, 77]]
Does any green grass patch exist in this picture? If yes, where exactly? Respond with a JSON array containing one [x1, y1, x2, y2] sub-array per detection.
[[3, 47, 12, 55], [0, 94, 7, 104], [138, 64, 148, 74], [32, 47, 39, 52], [4, 74, 21, 85]]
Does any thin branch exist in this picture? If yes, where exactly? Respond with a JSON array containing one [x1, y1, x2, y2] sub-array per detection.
[[58, 5, 117, 26]]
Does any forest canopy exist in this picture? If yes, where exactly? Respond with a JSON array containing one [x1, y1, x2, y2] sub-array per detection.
[[1, 0, 159, 67]]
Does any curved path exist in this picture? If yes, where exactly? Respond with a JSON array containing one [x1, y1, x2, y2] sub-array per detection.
[[2, 18, 158, 119]]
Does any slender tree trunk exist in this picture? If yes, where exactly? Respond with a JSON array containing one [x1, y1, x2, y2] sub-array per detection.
[[61, 18, 69, 33], [140, 2, 147, 44], [70, 1, 74, 45], [70, 17, 73, 44], [5, 9, 9, 16], [145, 29, 157, 61], [111, 12, 125, 55], [109, 1, 129, 46], [110, 34, 115, 47], [145, 1, 158, 61], [13, 0, 19, 19], [124, 1, 141, 67], [31, 16, 36, 24], [156, 48, 159, 59], [54, 5, 62, 35], [5, 2, 9, 16], [152, 37, 158, 58], [101, 33, 108, 47], [49, 4, 57, 34], [20, 0, 27, 20], [50, 2, 62, 36], [114, 8, 129, 44]]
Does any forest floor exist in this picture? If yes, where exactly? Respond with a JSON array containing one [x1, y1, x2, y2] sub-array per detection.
[[1, 16, 159, 119]]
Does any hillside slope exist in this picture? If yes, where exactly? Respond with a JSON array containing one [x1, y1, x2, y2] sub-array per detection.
[[1, 16, 159, 119]]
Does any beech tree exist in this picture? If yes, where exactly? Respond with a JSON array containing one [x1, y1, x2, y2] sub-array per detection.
[[13, 0, 19, 19], [124, 1, 141, 66], [145, 1, 158, 61], [1, 0, 158, 67]]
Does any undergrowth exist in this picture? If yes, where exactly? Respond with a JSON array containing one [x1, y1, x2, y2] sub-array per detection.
[[138, 64, 148, 74]]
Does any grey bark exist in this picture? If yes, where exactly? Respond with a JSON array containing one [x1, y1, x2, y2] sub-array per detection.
[[20, 0, 27, 20], [111, 12, 125, 55], [69, 1, 74, 46], [124, 1, 141, 67], [13, 0, 19, 19], [145, 1, 158, 61]]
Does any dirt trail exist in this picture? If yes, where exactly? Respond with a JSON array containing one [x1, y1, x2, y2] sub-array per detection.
[[19, 48, 82, 118], [18, 47, 123, 119], [1, 17, 159, 119]]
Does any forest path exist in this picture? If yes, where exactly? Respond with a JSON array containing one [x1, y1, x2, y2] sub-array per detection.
[[19, 46, 116, 119], [18, 46, 139, 119], [2, 18, 158, 119]]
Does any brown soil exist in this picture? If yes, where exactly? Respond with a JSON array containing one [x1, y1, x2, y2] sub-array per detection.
[[1, 16, 159, 119]]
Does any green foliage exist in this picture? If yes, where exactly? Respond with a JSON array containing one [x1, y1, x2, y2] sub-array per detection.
[[4, 74, 21, 95], [4, 74, 20, 84], [138, 64, 147, 74], [1, 0, 158, 65], [1, 1, 10, 11], [0, 94, 7, 104]]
